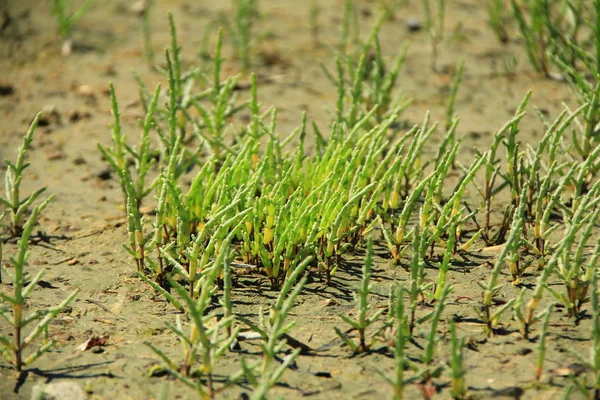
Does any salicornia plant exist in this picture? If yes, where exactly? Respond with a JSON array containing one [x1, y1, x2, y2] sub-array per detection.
[[145, 245, 241, 398], [238, 257, 312, 399], [232, 0, 259, 73], [335, 240, 385, 353], [51, 0, 93, 56], [449, 319, 466, 399], [423, 0, 446, 71], [377, 285, 409, 400], [0, 196, 79, 371], [0, 113, 47, 237]]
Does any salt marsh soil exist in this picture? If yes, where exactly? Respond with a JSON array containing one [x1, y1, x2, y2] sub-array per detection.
[[0, 1, 592, 399]]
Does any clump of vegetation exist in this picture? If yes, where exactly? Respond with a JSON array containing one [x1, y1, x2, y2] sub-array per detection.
[[335, 240, 385, 353], [0, 119, 79, 372], [0, 114, 47, 237], [6, 1, 600, 398], [97, 6, 600, 394], [0, 196, 79, 372], [51, 0, 93, 56]]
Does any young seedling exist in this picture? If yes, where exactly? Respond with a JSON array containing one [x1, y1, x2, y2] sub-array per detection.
[[0, 196, 80, 372], [423, 0, 446, 72], [377, 286, 409, 400], [510, 0, 551, 77], [145, 246, 240, 397], [335, 240, 384, 353], [564, 269, 600, 398], [477, 192, 526, 336], [191, 32, 249, 158], [323, 22, 410, 129], [0, 113, 47, 237], [413, 284, 451, 397], [407, 224, 433, 336], [309, 0, 320, 45], [535, 304, 553, 382], [232, 0, 259, 73], [238, 257, 312, 399], [445, 60, 464, 131], [449, 319, 466, 400], [471, 103, 527, 244], [545, 185, 600, 319], [421, 284, 451, 368], [138, 0, 155, 69], [485, 0, 510, 43], [51, 0, 93, 56], [339, 0, 360, 55]]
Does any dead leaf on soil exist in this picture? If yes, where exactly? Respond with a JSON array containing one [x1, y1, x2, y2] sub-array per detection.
[[480, 244, 506, 254], [92, 318, 115, 325], [321, 299, 337, 307], [76, 335, 110, 352], [549, 363, 587, 377], [109, 296, 125, 314]]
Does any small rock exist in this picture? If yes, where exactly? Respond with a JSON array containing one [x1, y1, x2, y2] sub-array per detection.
[[32, 381, 85, 400], [96, 169, 112, 181], [549, 363, 587, 377], [0, 83, 14, 96], [103, 63, 117, 76], [406, 18, 422, 32], [492, 386, 524, 399], [68, 109, 92, 123], [515, 347, 532, 356], [139, 205, 156, 215], [77, 85, 95, 98], [130, 0, 149, 16], [62, 39, 73, 57], [47, 151, 64, 161], [548, 72, 564, 81], [73, 156, 86, 165], [39, 105, 62, 126], [230, 338, 242, 351], [321, 298, 337, 307]]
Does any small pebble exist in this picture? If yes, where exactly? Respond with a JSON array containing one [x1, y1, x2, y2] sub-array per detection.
[[77, 85, 95, 98], [549, 363, 587, 377], [62, 39, 73, 57], [47, 151, 64, 161], [139, 205, 155, 215], [130, 0, 149, 15], [515, 348, 532, 356], [406, 18, 422, 32], [39, 105, 62, 126], [96, 169, 112, 181], [68, 110, 92, 123], [492, 386, 524, 399], [0, 83, 14, 96], [32, 381, 85, 400]]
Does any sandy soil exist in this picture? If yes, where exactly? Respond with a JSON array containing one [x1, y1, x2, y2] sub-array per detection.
[[0, 1, 594, 399]]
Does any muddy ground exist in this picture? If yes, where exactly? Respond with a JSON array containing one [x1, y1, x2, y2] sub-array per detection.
[[0, 0, 594, 399]]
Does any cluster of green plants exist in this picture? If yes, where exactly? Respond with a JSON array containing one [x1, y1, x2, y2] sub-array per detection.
[[0, 115, 79, 372], [91, 2, 600, 397], [1, 1, 597, 399], [483, 0, 598, 79]]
